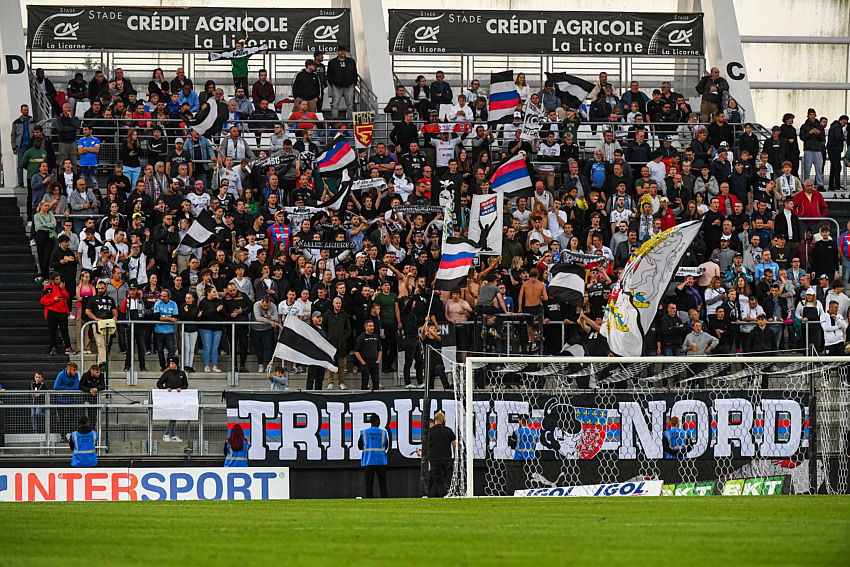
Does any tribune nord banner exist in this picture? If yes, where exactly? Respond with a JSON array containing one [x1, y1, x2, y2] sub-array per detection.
[[28, 6, 351, 52], [224, 390, 809, 467], [388, 10, 704, 57]]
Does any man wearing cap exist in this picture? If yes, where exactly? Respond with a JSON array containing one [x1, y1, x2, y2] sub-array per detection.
[[292, 59, 322, 113], [156, 357, 188, 442], [800, 108, 826, 188], [827, 115, 849, 190], [711, 234, 737, 273], [327, 45, 357, 120], [711, 146, 732, 185]]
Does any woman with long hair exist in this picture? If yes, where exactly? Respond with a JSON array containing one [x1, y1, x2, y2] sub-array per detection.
[[76, 270, 95, 353], [199, 80, 217, 106], [243, 187, 260, 215], [120, 129, 142, 188], [198, 286, 225, 373], [142, 274, 162, 354], [148, 67, 170, 99], [412, 75, 430, 119], [474, 150, 493, 179], [33, 200, 55, 282], [515, 73, 531, 103], [456, 147, 472, 184], [733, 277, 751, 312], [704, 275, 726, 317], [224, 423, 250, 467], [41, 181, 68, 225], [180, 291, 200, 373]]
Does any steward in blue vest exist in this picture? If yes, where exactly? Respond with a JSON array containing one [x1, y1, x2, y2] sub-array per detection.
[[69, 416, 98, 467], [358, 414, 390, 498], [663, 416, 693, 458], [509, 416, 539, 460], [224, 423, 251, 467]]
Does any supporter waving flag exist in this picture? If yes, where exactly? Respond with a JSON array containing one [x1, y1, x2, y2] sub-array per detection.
[[316, 131, 356, 173], [546, 72, 594, 110], [180, 210, 223, 248], [490, 153, 532, 194], [548, 263, 586, 307], [273, 315, 338, 372], [319, 169, 353, 211], [488, 70, 520, 123], [434, 237, 479, 291], [190, 100, 228, 139]]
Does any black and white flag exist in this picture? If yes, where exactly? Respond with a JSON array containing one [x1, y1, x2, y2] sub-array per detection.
[[319, 170, 352, 212], [548, 263, 586, 307], [246, 153, 297, 172], [208, 44, 269, 62], [546, 72, 594, 109], [273, 316, 338, 372], [180, 210, 224, 248], [190, 100, 228, 139], [521, 100, 543, 142], [468, 192, 502, 254]]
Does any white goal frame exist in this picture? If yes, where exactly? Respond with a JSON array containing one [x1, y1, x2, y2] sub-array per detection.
[[462, 354, 849, 498]]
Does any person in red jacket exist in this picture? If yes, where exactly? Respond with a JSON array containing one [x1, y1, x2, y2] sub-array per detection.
[[793, 180, 828, 218], [41, 271, 74, 355], [657, 197, 677, 231]]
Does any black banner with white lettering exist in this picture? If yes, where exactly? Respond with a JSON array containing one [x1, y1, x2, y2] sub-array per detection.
[[388, 10, 704, 57], [28, 6, 351, 52], [225, 390, 808, 467]]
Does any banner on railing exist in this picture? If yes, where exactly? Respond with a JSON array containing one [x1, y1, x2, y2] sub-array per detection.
[[224, 390, 809, 467], [388, 10, 704, 56], [28, 6, 351, 52], [0, 468, 289, 502]]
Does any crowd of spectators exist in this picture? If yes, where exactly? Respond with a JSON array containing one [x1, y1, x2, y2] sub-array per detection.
[[14, 60, 850, 391]]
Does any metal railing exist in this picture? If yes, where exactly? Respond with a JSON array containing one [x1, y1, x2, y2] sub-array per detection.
[[0, 390, 225, 457], [80, 319, 270, 387]]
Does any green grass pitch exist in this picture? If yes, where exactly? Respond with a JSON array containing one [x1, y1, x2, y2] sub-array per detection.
[[3, 496, 849, 566]]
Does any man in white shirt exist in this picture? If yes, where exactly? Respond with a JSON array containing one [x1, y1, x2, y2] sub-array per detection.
[[186, 183, 211, 216], [429, 131, 467, 172], [278, 289, 303, 323], [646, 151, 667, 189], [595, 129, 622, 163], [77, 228, 102, 272], [526, 215, 553, 252], [531, 182, 553, 212], [547, 199, 568, 240], [389, 163, 413, 200]]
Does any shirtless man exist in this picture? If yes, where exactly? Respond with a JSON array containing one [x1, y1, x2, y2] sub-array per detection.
[[387, 263, 417, 297], [463, 256, 500, 306], [518, 268, 548, 336]]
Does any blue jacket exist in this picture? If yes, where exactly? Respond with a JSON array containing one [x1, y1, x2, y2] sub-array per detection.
[[359, 426, 389, 466], [71, 429, 98, 467], [513, 426, 539, 460], [179, 90, 200, 112], [54, 369, 79, 403], [183, 136, 215, 167], [224, 440, 251, 467], [663, 427, 688, 458]]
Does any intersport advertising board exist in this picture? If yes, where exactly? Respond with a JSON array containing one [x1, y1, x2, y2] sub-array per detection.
[[0, 468, 289, 502]]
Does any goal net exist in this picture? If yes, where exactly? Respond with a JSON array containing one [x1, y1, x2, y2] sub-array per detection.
[[446, 355, 850, 497]]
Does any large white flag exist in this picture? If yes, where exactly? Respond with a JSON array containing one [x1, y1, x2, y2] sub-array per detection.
[[601, 220, 703, 357], [468, 192, 502, 254]]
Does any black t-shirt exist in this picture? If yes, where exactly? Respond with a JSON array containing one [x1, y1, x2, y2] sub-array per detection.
[[428, 423, 456, 461]]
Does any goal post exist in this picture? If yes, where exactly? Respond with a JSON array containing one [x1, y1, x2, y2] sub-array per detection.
[[452, 355, 850, 498]]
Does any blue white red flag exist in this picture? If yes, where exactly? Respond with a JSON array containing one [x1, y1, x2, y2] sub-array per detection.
[[434, 237, 479, 291], [317, 133, 356, 173], [488, 70, 520, 123], [490, 153, 531, 194]]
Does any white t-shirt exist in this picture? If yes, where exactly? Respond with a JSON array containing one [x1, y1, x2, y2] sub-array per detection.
[[547, 210, 568, 238], [278, 300, 303, 322], [186, 192, 211, 216], [528, 228, 553, 252], [429, 137, 463, 167], [610, 208, 633, 227], [246, 243, 264, 263], [512, 208, 531, 228], [63, 172, 75, 198]]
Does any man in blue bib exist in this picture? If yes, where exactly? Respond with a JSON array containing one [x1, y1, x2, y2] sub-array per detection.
[[69, 416, 98, 467], [358, 414, 390, 498]]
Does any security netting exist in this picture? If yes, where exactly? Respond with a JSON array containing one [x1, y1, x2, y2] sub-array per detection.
[[447, 357, 850, 497]]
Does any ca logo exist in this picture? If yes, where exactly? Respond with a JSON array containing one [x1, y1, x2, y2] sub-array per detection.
[[414, 26, 439, 43], [314, 25, 339, 41], [667, 29, 692, 46], [53, 22, 79, 39]]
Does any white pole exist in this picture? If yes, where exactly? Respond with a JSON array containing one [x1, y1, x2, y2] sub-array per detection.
[[466, 355, 850, 365], [464, 356, 474, 498]]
